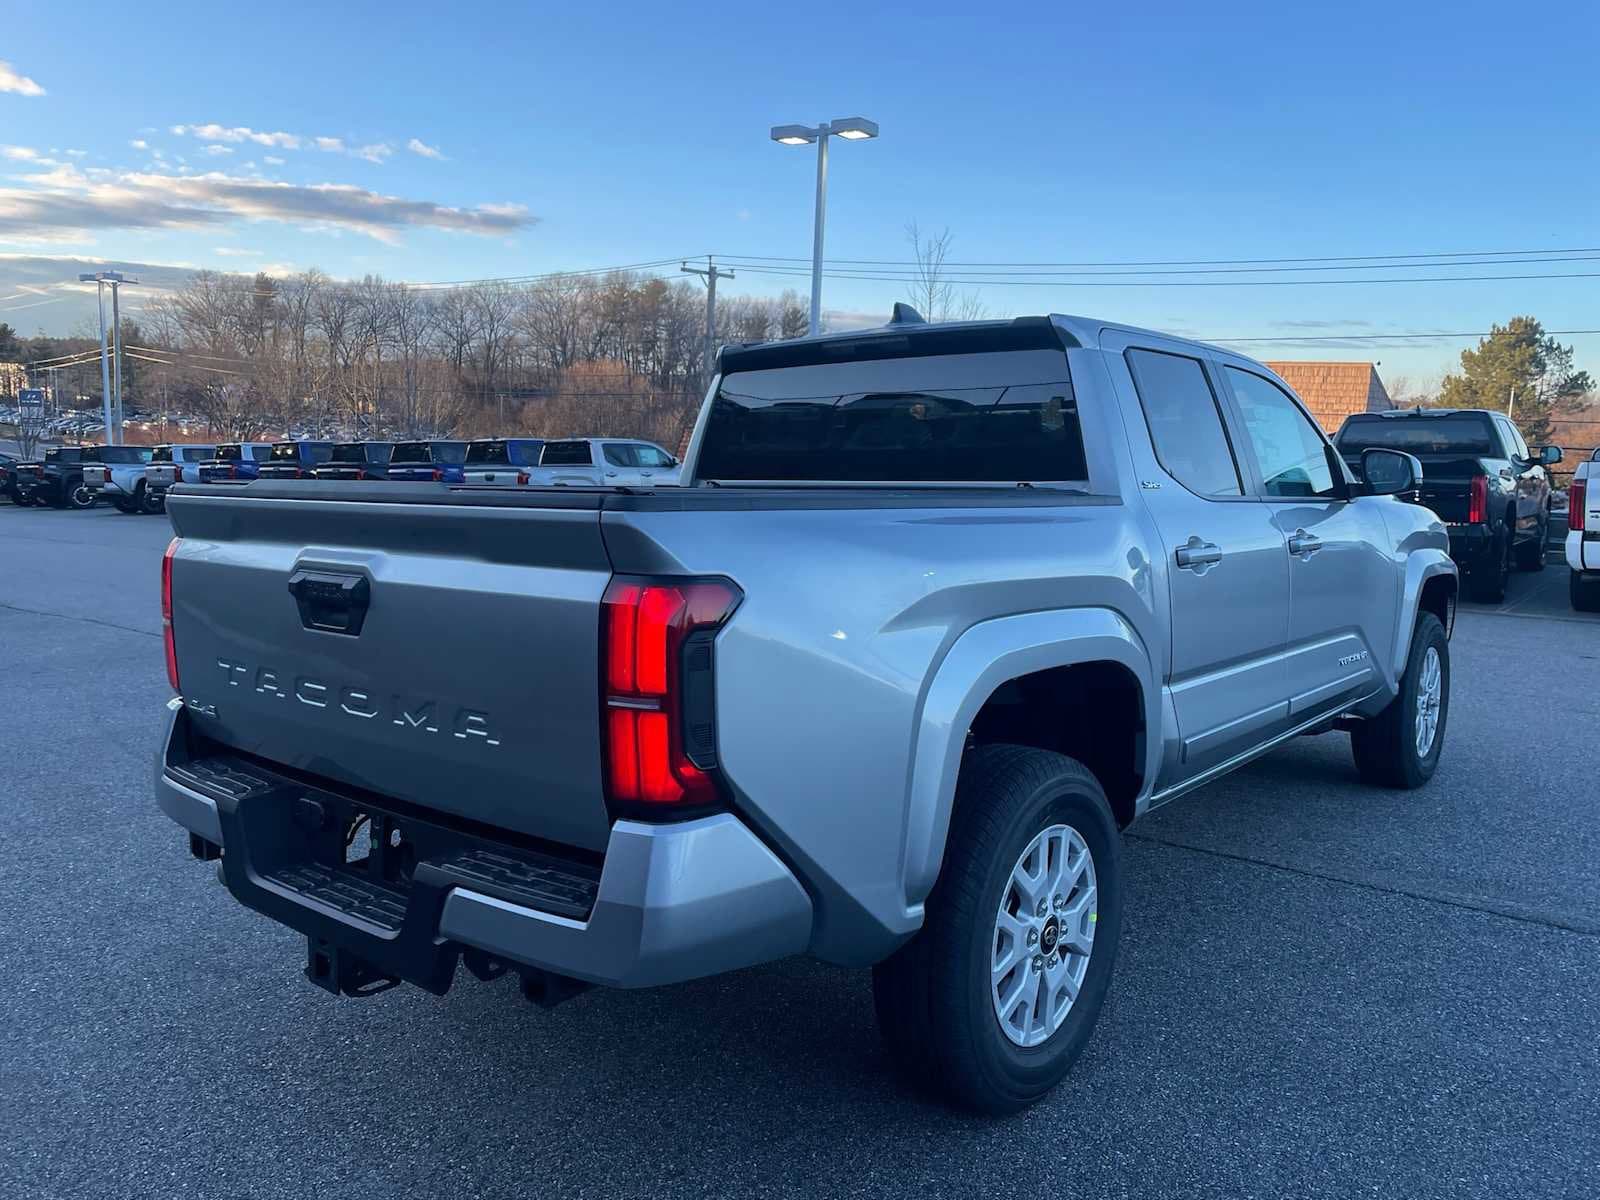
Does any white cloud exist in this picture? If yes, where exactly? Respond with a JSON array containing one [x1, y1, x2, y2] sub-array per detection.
[[406, 137, 445, 160], [130, 139, 149, 151], [314, 136, 345, 152], [263, 155, 285, 165], [354, 143, 392, 164], [0, 162, 537, 244], [2, 145, 39, 161], [171, 123, 302, 149], [65, 148, 87, 158], [202, 144, 235, 156], [0, 61, 45, 97], [213, 247, 262, 257]]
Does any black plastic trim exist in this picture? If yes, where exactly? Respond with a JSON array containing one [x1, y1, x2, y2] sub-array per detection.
[[719, 316, 1070, 375]]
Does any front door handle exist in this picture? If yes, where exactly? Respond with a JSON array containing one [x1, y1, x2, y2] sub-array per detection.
[[1175, 538, 1224, 570], [1288, 529, 1323, 557]]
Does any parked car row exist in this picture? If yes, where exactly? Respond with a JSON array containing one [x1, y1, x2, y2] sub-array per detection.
[[4, 435, 685, 513]]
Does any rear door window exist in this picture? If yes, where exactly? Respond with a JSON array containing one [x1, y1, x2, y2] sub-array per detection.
[[634, 445, 675, 468], [1124, 349, 1243, 497], [602, 444, 636, 467], [100, 447, 152, 464]]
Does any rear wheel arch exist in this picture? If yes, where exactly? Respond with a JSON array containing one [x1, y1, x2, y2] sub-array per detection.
[[902, 608, 1156, 915]]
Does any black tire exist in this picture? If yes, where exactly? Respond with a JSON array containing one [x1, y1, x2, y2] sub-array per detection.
[[1572, 570, 1600, 614], [68, 482, 97, 510], [872, 745, 1122, 1114], [113, 497, 137, 514], [1351, 612, 1449, 789], [1467, 527, 1511, 603], [1514, 514, 1547, 571], [139, 484, 163, 515]]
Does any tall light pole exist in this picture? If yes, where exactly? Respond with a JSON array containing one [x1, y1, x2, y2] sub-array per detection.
[[770, 117, 879, 335], [78, 271, 137, 441]]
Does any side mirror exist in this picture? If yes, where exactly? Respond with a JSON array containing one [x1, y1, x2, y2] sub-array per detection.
[[1359, 448, 1422, 496], [1539, 445, 1563, 466]]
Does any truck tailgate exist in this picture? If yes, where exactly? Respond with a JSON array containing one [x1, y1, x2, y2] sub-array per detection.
[[165, 486, 616, 852]]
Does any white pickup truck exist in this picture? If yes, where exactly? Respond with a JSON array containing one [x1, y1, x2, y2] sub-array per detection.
[[1567, 450, 1600, 611]]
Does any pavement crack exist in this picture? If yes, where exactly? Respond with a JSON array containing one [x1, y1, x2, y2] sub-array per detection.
[[0, 600, 161, 640], [1126, 832, 1600, 937]]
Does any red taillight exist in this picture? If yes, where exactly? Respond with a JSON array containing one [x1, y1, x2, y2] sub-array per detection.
[[1572, 479, 1588, 533], [162, 538, 180, 692], [1467, 474, 1488, 524], [174, 464, 184, 483], [228, 464, 237, 480], [355, 468, 366, 480], [432, 468, 444, 482], [516, 470, 530, 485], [600, 577, 741, 809]]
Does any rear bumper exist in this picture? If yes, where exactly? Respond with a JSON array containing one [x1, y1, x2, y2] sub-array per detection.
[[154, 700, 812, 990], [1568, 530, 1600, 574]]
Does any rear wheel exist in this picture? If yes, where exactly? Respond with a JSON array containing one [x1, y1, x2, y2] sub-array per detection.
[[872, 745, 1122, 1114], [1467, 527, 1511, 603], [140, 484, 164, 515], [68, 482, 97, 510], [1514, 512, 1547, 571], [1572, 570, 1600, 613], [1351, 612, 1449, 788]]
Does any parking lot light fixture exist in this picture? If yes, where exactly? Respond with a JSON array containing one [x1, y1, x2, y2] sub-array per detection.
[[770, 116, 881, 335]]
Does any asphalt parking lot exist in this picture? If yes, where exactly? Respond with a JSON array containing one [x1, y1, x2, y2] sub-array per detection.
[[3, 502, 1598, 1200]]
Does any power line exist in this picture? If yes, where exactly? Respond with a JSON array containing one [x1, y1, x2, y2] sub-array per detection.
[[728, 264, 1600, 288], [719, 253, 1600, 279], [717, 245, 1600, 268]]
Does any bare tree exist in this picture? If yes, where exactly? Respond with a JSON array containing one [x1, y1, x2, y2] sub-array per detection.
[[905, 222, 987, 323]]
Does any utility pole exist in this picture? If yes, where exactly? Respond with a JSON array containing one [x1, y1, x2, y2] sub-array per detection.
[[110, 277, 124, 437], [1507, 385, 1516, 421], [681, 257, 734, 390]]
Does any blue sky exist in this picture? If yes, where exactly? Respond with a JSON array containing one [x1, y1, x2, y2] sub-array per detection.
[[2, 0, 1597, 381]]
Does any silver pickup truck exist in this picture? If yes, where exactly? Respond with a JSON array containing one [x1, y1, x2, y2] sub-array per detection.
[[154, 312, 1456, 1112]]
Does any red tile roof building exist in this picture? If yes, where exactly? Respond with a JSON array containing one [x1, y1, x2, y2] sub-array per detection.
[[1266, 361, 1393, 434]]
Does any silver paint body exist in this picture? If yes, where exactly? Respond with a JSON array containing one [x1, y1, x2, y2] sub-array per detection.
[[156, 313, 1453, 982]]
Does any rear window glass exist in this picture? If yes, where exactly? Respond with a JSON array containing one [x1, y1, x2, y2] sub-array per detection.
[[100, 446, 151, 464], [179, 447, 214, 461], [540, 441, 593, 466], [432, 441, 467, 464], [151, 446, 173, 463], [331, 443, 380, 464], [392, 441, 431, 463], [45, 448, 79, 463], [467, 440, 509, 465], [216, 444, 243, 461], [1337, 416, 1495, 456], [697, 362, 1085, 483]]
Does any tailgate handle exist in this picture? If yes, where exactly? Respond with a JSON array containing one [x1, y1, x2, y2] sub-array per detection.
[[287, 570, 371, 636]]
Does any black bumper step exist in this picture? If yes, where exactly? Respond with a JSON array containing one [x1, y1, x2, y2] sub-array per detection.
[[164, 750, 604, 995], [262, 862, 409, 934]]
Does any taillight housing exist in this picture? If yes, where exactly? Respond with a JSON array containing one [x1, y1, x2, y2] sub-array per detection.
[[600, 576, 742, 811], [1467, 474, 1488, 524], [162, 538, 180, 692], [515, 470, 530, 485], [432, 468, 444, 482], [1572, 479, 1588, 533], [174, 463, 184, 483], [355, 467, 366, 480]]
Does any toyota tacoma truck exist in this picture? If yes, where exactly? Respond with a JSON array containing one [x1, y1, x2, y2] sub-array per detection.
[[143, 443, 216, 512], [1336, 408, 1559, 603], [83, 444, 157, 512], [154, 312, 1457, 1113]]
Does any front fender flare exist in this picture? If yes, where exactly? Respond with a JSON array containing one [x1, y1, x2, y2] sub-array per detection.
[[899, 607, 1157, 918], [1393, 552, 1457, 680]]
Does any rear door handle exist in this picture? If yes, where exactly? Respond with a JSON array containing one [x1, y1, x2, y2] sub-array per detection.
[[1288, 530, 1323, 557], [1175, 539, 1224, 570]]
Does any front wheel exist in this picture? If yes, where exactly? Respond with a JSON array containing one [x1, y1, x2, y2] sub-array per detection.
[[872, 745, 1122, 1114], [1351, 612, 1449, 788]]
